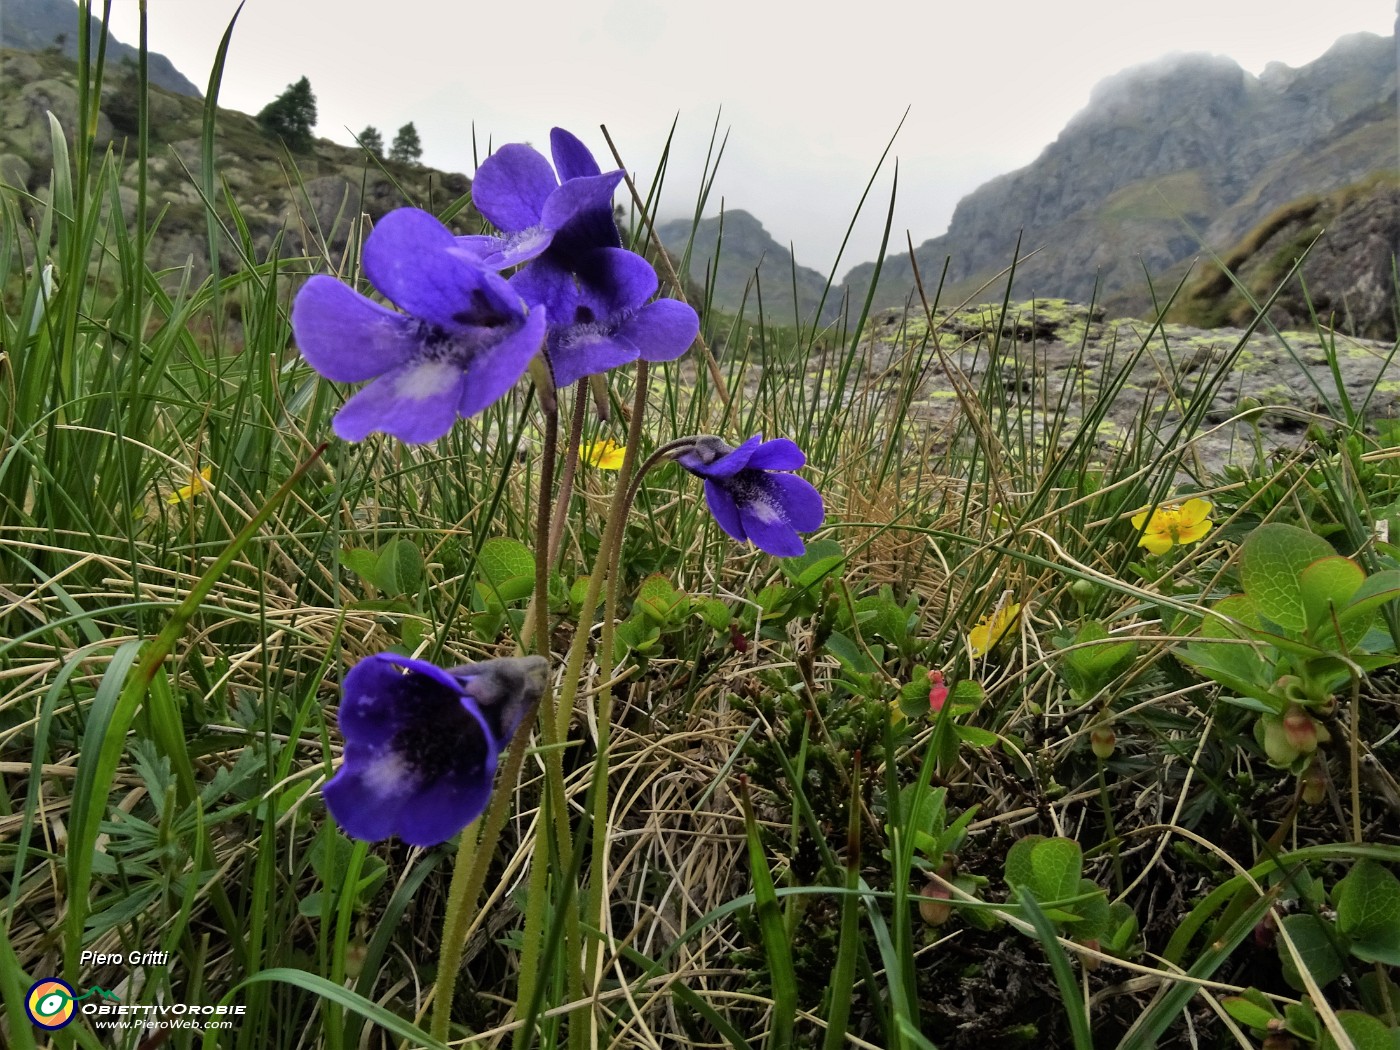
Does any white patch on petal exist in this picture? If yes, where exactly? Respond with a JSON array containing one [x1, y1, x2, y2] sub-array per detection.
[[745, 489, 787, 525], [362, 750, 417, 797], [510, 227, 551, 256], [395, 360, 460, 401]]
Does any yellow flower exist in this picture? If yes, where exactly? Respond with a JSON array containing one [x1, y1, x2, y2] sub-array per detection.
[[167, 465, 212, 504], [1130, 498, 1213, 555], [582, 439, 626, 470], [968, 601, 1020, 658]]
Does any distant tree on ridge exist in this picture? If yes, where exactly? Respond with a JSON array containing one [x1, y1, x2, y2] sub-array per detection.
[[390, 122, 422, 165], [358, 125, 384, 159], [257, 76, 317, 151]]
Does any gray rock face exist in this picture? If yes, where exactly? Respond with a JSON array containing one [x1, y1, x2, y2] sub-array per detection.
[[0, 0, 202, 97], [841, 33, 1398, 322], [1174, 180, 1400, 339]]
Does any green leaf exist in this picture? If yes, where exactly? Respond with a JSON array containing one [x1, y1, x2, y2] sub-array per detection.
[[1060, 620, 1136, 700], [1029, 838, 1083, 903], [1181, 594, 1279, 703], [1318, 1011, 1400, 1050], [1073, 880, 1111, 940], [947, 679, 985, 712], [1299, 556, 1368, 646], [953, 725, 999, 748], [1335, 860, 1400, 964], [1277, 912, 1348, 991], [637, 573, 686, 624], [1240, 524, 1336, 633], [341, 547, 380, 588], [477, 538, 535, 605], [782, 538, 845, 590], [1004, 836, 1043, 894], [824, 631, 877, 675], [373, 539, 423, 596], [695, 598, 731, 631], [1340, 569, 1400, 625], [1221, 992, 1282, 1033]]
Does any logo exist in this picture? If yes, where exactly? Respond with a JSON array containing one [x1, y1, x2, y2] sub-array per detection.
[[26, 978, 77, 1029]]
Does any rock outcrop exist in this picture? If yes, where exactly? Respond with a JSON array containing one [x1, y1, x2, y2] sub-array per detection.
[[840, 33, 1398, 331], [1, 0, 201, 97]]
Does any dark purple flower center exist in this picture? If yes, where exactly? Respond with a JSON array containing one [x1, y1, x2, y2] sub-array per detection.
[[390, 699, 490, 787]]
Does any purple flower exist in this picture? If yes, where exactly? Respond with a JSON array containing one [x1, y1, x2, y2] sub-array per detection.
[[467, 128, 698, 388], [322, 653, 549, 847], [674, 435, 825, 557], [291, 208, 546, 444]]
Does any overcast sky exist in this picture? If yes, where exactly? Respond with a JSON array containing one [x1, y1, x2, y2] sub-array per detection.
[[99, 0, 1395, 278]]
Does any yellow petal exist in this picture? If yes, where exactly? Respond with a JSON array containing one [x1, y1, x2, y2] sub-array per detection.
[[1177, 519, 1212, 545], [584, 439, 625, 470], [1130, 510, 1150, 531], [1139, 531, 1173, 555], [167, 465, 212, 504], [1178, 498, 1212, 528], [969, 602, 1019, 657]]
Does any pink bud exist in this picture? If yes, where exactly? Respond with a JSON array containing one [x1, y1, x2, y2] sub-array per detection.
[[928, 670, 949, 713]]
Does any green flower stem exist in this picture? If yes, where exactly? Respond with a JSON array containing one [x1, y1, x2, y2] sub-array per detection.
[[515, 393, 584, 1048], [534, 362, 651, 1047], [428, 685, 547, 1043], [548, 381, 589, 569]]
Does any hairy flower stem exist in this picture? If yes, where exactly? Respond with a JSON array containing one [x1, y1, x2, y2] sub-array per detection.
[[547, 382, 589, 568], [537, 362, 651, 1047], [428, 686, 547, 1043], [515, 397, 585, 1048]]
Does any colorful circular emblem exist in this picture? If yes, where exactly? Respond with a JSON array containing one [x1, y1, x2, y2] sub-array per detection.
[[26, 978, 76, 1029]]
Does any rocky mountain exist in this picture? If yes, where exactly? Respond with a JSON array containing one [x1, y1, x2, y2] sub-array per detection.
[[1167, 174, 1399, 339], [656, 209, 837, 326], [1, 44, 475, 321], [1, 0, 201, 97], [841, 32, 1398, 327]]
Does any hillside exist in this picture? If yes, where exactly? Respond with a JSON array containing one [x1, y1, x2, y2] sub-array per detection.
[[1, 0, 200, 97], [0, 46, 477, 294], [656, 209, 838, 326], [840, 32, 1398, 325], [1166, 173, 1400, 338]]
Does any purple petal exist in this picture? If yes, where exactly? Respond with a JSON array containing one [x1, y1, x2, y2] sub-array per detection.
[[363, 210, 509, 330], [458, 307, 547, 417], [457, 228, 556, 270], [540, 170, 625, 234], [747, 438, 807, 472], [767, 472, 825, 531], [292, 276, 421, 382], [322, 751, 408, 842], [619, 298, 699, 363], [699, 434, 763, 478], [740, 511, 805, 557], [336, 653, 462, 741], [472, 144, 557, 232], [392, 751, 496, 847], [550, 127, 603, 181], [332, 359, 467, 443], [548, 325, 640, 389], [575, 247, 658, 314], [511, 259, 579, 315], [703, 479, 747, 544], [735, 478, 807, 557]]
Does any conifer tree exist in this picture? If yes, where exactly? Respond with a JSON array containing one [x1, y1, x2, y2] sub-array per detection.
[[389, 123, 423, 165], [257, 76, 317, 151], [358, 125, 384, 159]]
